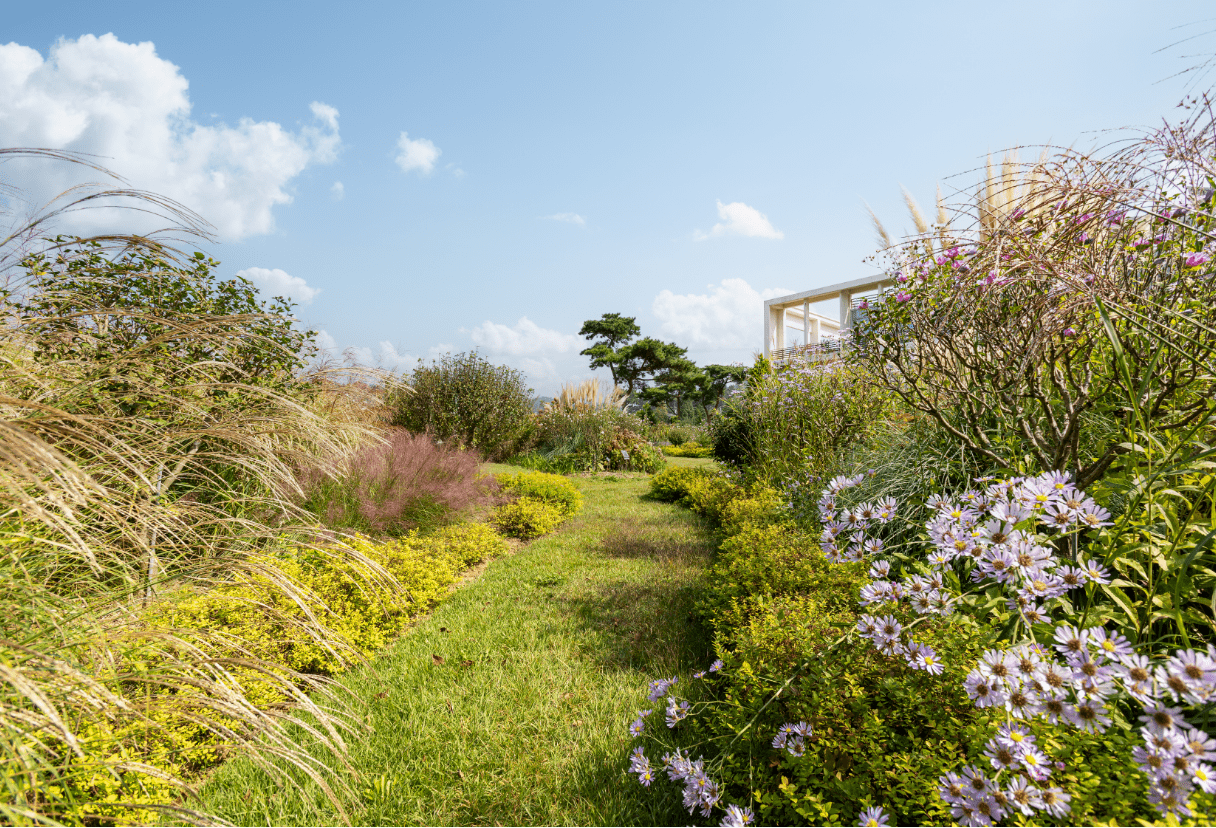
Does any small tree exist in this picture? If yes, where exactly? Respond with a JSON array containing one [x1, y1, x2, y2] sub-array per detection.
[[578, 312, 640, 387], [388, 351, 533, 460]]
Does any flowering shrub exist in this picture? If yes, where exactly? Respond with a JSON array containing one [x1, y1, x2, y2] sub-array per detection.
[[819, 469, 1216, 822]]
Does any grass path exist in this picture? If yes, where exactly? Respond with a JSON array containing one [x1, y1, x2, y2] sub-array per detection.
[[196, 460, 717, 826]]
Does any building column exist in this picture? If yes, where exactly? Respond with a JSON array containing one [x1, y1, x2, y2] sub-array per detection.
[[763, 302, 772, 359], [838, 290, 853, 332], [775, 306, 786, 350], [802, 301, 810, 348], [810, 317, 820, 344]]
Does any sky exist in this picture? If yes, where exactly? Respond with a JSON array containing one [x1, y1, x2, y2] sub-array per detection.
[[2, 1, 1213, 394]]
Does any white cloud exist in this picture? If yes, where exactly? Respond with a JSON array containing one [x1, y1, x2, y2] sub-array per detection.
[[544, 212, 586, 226], [236, 267, 320, 305], [330, 181, 344, 200], [0, 34, 341, 240], [653, 278, 791, 348], [468, 317, 582, 355], [394, 132, 440, 174], [313, 334, 452, 372], [695, 200, 784, 240]]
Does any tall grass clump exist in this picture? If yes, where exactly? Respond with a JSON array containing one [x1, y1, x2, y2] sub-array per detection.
[[298, 428, 497, 535], [522, 380, 665, 473], [386, 350, 533, 460], [0, 149, 400, 825]]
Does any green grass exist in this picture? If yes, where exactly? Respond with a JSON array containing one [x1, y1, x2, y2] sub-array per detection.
[[193, 466, 716, 826]]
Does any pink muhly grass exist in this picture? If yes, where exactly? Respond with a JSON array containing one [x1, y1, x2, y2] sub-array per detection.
[[300, 428, 497, 534]]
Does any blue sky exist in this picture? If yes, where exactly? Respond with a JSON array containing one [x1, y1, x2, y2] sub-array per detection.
[[3, 1, 1212, 393]]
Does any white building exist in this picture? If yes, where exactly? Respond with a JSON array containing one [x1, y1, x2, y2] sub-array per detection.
[[763, 275, 895, 364]]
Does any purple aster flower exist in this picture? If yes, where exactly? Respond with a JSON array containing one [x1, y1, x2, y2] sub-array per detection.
[[964, 672, 1007, 709], [857, 806, 890, 827], [1182, 727, 1216, 762], [720, 804, 755, 827], [984, 737, 1020, 770], [1140, 704, 1190, 736], [709, 659, 723, 672], [1184, 252, 1210, 268], [1039, 786, 1071, 818], [1193, 763, 1216, 794], [938, 771, 968, 805], [1019, 746, 1053, 781], [1005, 777, 1043, 815]]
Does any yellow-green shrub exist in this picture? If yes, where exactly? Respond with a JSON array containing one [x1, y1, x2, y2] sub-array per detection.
[[661, 441, 714, 457], [495, 470, 583, 516], [717, 485, 788, 535], [490, 496, 566, 539], [648, 465, 714, 502]]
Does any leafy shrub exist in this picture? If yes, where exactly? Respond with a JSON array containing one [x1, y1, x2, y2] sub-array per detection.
[[653, 423, 705, 446], [490, 497, 567, 539], [387, 351, 533, 460], [495, 470, 583, 517], [299, 428, 495, 535], [708, 396, 757, 467], [604, 430, 667, 473], [648, 466, 714, 503], [746, 361, 893, 485], [661, 441, 714, 457], [532, 401, 666, 471]]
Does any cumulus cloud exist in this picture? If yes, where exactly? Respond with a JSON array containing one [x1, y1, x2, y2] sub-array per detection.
[[330, 181, 344, 200], [0, 34, 341, 240], [468, 317, 582, 355], [236, 267, 320, 305], [695, 200, 784, 240], [544, 213, 586, 226], [395, 132, 440, 174], [313, 333, 452, 372], [652, 278, 791, 348]]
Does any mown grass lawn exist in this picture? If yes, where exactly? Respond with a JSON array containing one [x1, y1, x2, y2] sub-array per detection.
[[194, 460, 717, 826]]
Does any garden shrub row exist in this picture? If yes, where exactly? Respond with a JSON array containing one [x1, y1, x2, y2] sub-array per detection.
[[635, 470, 1169, 826]]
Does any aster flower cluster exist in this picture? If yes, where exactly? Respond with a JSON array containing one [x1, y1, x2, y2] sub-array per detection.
[[831, 471, 1114, 657], [771, 721, 812, 757], [958, 627, 1216, 819], [818, 467, 1216, 819], [628, 659, 753, 825]]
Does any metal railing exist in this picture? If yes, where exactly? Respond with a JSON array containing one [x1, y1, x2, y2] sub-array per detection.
[[770, 338, 847, 365]]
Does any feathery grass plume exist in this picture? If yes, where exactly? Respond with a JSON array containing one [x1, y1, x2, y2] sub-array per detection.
[[544, 377, 626, 413], [862, 200, 892, 249], [0, 149, 396, 824], [901, 186, 930, 235]]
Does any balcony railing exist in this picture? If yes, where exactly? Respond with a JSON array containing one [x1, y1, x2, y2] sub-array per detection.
[[770, 338, 847, 365]]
